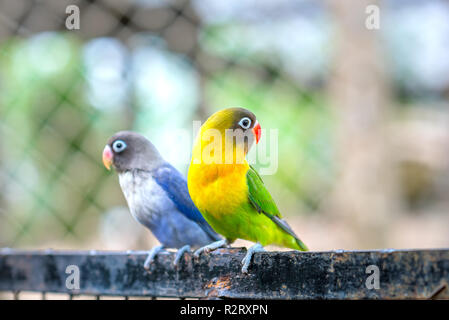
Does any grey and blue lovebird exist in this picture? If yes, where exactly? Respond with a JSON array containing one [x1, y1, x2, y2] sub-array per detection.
[[102, 131, 221, 269]]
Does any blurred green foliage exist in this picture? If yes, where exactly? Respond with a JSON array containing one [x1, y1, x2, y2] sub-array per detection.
[[2, 0, 449, 249], [0, 28, 334, 247]]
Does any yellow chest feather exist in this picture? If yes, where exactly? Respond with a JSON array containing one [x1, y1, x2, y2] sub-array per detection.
[[188, 162, 249, 217]]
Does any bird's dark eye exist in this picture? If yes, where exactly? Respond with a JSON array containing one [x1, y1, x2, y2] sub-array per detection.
[[238, 117, 252, 130], [112, 140, 127, 153]]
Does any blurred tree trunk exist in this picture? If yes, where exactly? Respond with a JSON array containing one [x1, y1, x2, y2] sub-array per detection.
[[327, 0, 399, 248]]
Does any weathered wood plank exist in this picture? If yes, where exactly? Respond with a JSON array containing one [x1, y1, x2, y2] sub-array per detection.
[[0, 248, 448, 299]]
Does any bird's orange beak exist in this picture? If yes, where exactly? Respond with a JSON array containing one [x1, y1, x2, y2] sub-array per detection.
[[252, 121, 261, 144], [102, 145, 113, 171]]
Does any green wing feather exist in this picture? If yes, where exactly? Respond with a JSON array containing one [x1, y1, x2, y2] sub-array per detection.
[[247, 165, 308, 251], [247, 165, 282, 218]]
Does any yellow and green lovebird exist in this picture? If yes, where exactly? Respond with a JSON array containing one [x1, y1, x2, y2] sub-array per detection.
[[188, 107, 308, 273]]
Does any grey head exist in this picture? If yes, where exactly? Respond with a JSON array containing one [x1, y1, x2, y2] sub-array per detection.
[[103, 131, 165, 173]]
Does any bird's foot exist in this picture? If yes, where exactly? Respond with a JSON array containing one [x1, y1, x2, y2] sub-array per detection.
[[173, 245, 191, 267], [143, 245, 164, 271], [241, 243, 264, 274], [193, 239, 228, 258]]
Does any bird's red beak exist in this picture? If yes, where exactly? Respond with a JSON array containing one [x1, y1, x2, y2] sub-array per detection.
[[252, 121, 261, 144], [102, 145, 113, 171]]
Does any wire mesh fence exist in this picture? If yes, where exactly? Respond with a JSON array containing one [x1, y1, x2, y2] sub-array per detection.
[[1, 248, 448, 300], [1, 0, 449, 271]]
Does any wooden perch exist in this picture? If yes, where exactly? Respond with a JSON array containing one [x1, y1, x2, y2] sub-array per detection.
[[0, 248, 448, 299]]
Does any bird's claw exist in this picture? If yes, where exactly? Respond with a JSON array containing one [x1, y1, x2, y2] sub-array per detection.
[[143, 245, 164, 271], [241, 243, 264, 274], [173, 245, 191, 267], [193, 239, 228, 258]]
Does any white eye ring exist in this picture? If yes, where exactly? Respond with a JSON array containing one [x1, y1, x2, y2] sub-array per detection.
[[238, 117, 252, 130], [112, 140, 127, 153]]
